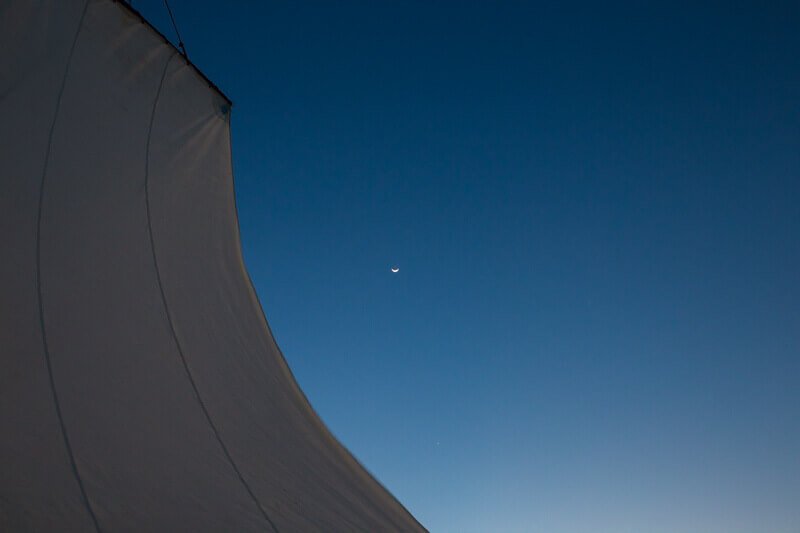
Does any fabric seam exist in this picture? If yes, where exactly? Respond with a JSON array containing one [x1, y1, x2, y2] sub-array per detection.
[[34, 0, 102, 530], [143, 54, 280, 533]]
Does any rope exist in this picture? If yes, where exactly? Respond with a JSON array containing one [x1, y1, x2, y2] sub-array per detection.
[[163, 0, 187, 58]]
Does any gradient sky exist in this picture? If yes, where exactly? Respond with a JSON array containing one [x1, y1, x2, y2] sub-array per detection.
[[135, 2, 799, 531]]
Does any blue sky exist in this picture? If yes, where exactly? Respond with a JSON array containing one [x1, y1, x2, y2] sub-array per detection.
[[137, 1, 799, 531]]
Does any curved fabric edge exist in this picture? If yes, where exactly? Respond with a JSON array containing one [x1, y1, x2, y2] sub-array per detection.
[[226, 124, 428, 533]]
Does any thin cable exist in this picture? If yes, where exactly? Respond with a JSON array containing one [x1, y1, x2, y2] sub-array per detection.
[[162, 0, 187, 58]]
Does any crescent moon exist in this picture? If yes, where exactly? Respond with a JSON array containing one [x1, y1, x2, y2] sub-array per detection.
[[391, 267, 399, 273]]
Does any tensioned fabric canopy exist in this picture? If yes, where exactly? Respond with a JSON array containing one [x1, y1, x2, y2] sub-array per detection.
[[0, 1, 424, 530]]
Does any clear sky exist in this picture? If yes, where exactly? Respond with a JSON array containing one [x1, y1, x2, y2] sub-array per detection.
[[136, 2, 799, 531]]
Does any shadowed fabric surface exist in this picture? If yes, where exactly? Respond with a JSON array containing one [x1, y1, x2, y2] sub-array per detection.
[[0, 0, 424, 531]]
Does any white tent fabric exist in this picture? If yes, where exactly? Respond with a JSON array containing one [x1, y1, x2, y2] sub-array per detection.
[[0, 1, 424, 530]]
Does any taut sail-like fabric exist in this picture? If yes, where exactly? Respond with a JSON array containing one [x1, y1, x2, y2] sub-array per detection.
[[0, 0, 424, 531]]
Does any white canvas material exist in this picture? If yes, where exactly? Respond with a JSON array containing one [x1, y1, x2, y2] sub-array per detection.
[[0, 1, 423, 530]]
